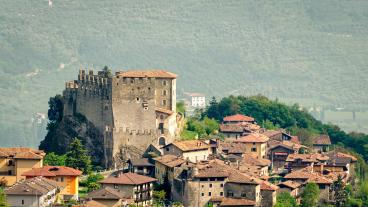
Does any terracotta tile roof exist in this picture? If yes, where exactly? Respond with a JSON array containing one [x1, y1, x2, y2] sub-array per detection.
[[167, 140, 209, 152], [195, 160, 231, 178], [262, 130, 282, 138], [269, 140, 307, 151], [0, 147, 45, 159], [235, 133, 269, 143], [325, 151, 357, 162], [116, 70, 177, 79], [220, 124, 244, 133], [153, 155, 186, 168], [286, 153, 329, 163], [241, 153, 271, 167], [220, 197, 256, 206], [228, 144, 247, 154], [128, 158, 154, 167], [100, 172, 157, 185], [88, 187, 126, 200], [284, 166, 333, 184], [155, 107, 174, 115], [261, 181, 279, 191], [228, 171, 262, 185], [22, 166, 82, 177], [223, 114, 255, 122], [278, 180, 301, 189], [5, 176, 59, 195], [313, 135, 331, 145]]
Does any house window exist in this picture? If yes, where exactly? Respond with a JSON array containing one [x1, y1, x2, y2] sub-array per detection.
[[61, 177, 64, 182], [159, 137, 166, 146], [227, 190, 233, 197], [162, 80, 167, 86], [162, 90, 167, 96], [22, 200, 24, 205], [201, 193, 204, 196], [114, 184, 118, 189], [162, 100, 167, 106], [220, 192, 223, 196], [208, 192, 212, 196], [8, 160, 13, 166], [251, 147, 257, 152], [319, 185, 326, 189], [220, 183, 224, 187], [241, 192, 246, 197], [209, 184, 212, 188]]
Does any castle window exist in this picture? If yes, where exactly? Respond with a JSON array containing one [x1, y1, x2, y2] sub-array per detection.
[[162, 90, 167, 96], [162, 100, 167, 106], [136, 97, 140, 102]]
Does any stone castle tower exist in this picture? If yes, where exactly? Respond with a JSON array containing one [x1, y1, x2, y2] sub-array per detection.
[[63, 69, 178, 168]]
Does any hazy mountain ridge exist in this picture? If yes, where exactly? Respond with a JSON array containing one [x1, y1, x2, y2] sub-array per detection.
[[1, 0, 368, 147]]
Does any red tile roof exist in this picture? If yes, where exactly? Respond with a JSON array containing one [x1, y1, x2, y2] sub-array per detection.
[[313, 135, 331, 145], [0, 147, 45, 160], [223, 114, 255, 122], [168, 140, 209, 152], [100, 172, 157, 185], [153, 155, 187, 168], [22, 166, 82, 177], [235, 133, 269, 143], [278, 180, 301, 189], [286, 153, 329, 163], [116, 70, 177, 79], [155, 107, 174, 115], [260, 181, 279, 191], [5, 177, 59, 196], [220, 197, 256, 206]]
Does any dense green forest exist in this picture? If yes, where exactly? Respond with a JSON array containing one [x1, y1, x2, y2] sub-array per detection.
[[199, 95, 368, 180], [1, 1, 368, 147]]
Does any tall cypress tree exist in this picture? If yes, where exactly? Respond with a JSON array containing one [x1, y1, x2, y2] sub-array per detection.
[[65, 138, 91, 174]]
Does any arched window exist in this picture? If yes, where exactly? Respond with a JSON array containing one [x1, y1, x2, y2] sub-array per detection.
[[159, 137, 166, 146]]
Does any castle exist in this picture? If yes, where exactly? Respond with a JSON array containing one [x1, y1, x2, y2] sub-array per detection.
[[63, 69, 178, 168]]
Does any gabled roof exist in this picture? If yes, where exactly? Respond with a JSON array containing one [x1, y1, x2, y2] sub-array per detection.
[[0, 147, 45, 160], [22, 166, 82, 177], [286, 153, 329, 163], [235, 133, 269, 143], [260, 181, 279, 191], [241, 154, 271, 167], [262, 130, 282, 138], [284, 166, 333, 184], [116, 70, 177, 79], [100, 172, 157, 185], [88, 187, 126, 200], [5, 177, 59, 196], [325, 151, 357, 163], [166, 140, 209, 152], [223, 114, 255, 122], [128, 158, 154, 167], [278, 180, 301, 189], [313, 135, 331, 145], [153, 155, 187, 168]]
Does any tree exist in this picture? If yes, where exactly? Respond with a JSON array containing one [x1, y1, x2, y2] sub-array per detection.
[[44, 152, 66, 166], [65, 138, 92, 174], [153, 190, 166, 206], [275, 192, 297, 207], [300, 182, 320, 207], [331, 175, 348, 207], [82, 173, 104, 192], [206, 97, 220, 120], [47, 94, 64, 123], [101, 66, 112, 78], [0, 188, 8, 207], [176, 101, 185, 115], [203, 117, 219, 135], [261, 119, 280, 130]]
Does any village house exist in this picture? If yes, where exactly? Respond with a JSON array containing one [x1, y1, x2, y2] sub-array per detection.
[[153, 154, 188, 185], [268, 140, 307, 170], [87, 187, 133, 207], [239, 154, 271, 177], [234, 134, 269, 159], [284, 166, 333, 203], [163, 140, 210, 163], [171, 159, 264, 207], [277, 180, 301, 198], [220, 114, 259, 139], [0, 147, 45, 186], [312, 135, 332, 153], [127, 158, 154, 177], [22, 166, 81, 200], [99, 172, 157, 207], [285, 153, 329, 172], [260, 181, 278, 207], [5, 177, 60, 207]]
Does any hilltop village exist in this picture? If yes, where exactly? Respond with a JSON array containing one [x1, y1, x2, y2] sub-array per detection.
[[0, 69, 362, 207]]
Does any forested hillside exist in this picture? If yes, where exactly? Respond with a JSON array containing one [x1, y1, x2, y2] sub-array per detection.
[[1, 1, 368, 147]]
